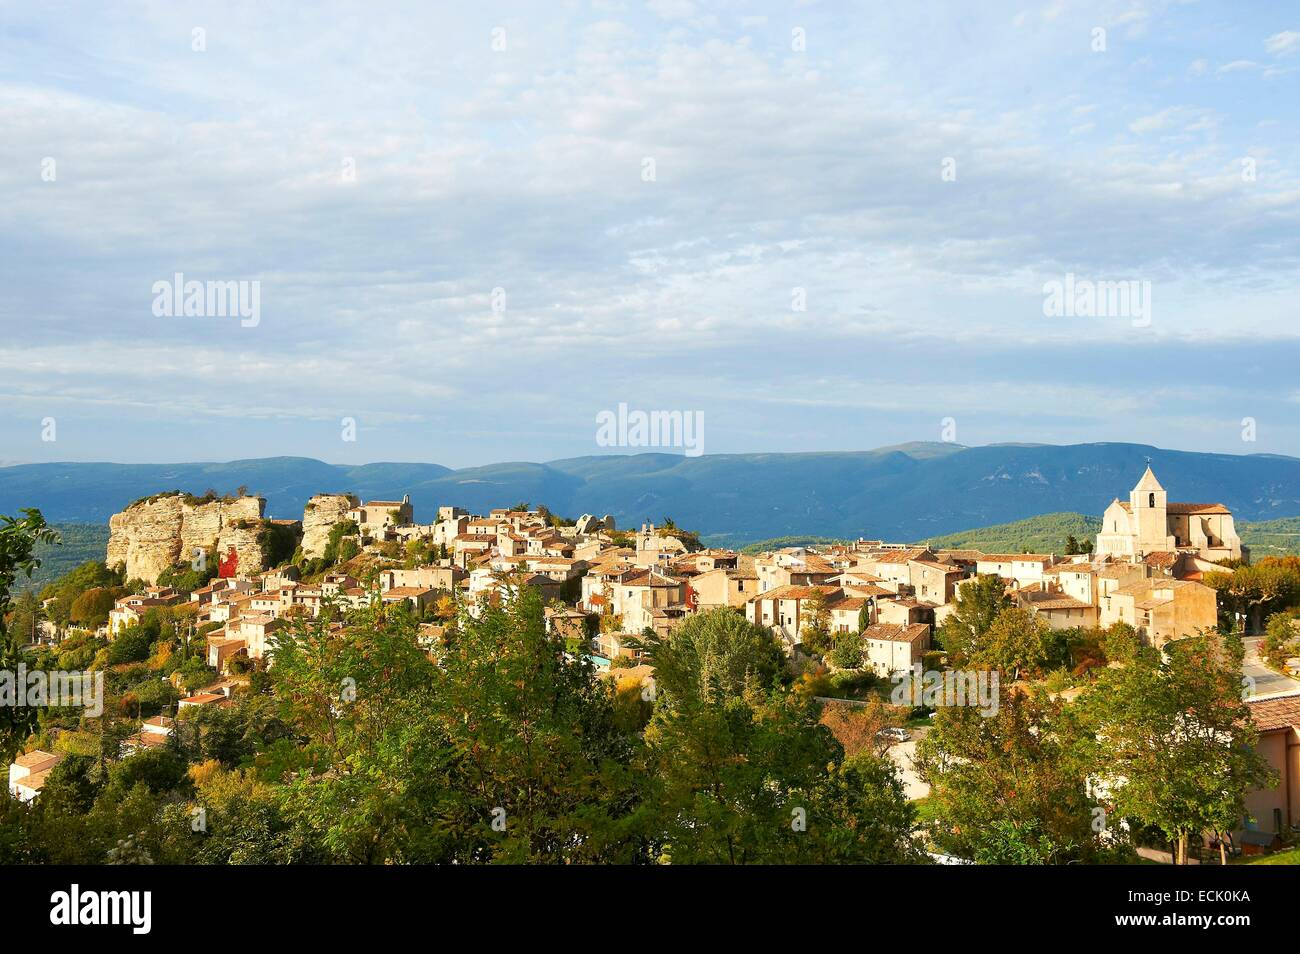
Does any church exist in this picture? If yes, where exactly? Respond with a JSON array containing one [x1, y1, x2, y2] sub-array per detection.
[[1094, 466, 1244, 563]]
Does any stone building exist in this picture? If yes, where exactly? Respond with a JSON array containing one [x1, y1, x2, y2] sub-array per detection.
[[1095, 466, 1243, 563]]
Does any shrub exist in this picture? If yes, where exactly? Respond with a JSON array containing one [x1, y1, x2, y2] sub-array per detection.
[[107, 625, 153, 665]]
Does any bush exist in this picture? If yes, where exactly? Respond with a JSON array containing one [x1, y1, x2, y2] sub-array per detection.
[[107, 625, 153, 665], [131, 677, 180, 717], [69, 586, 121, 627], [828, 630, 865, 669], [107, 748, 187, 797], [157, 557, 218, 593]]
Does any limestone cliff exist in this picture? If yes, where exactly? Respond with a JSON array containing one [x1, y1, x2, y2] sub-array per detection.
[[107, 493, 269, 583], [301, 493, 360, 558]]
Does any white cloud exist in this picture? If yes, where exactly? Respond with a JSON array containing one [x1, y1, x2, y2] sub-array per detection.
[[1265, 30, 1300, 56], [2, 0, 1300, 463], [1217, 59, 1260, 74]]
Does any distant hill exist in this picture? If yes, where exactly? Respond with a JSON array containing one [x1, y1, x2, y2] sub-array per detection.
[[1238, 517, 1300, 559], [918, 513, 1103, 554], [4, 442, 1300, 545], [912, 512, 1300, 559], [24, 523, 112, 592], [736, 535, 851, 555]]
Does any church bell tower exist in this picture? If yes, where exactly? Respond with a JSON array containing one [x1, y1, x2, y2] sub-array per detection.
[[1129, 465, 1173, 555]]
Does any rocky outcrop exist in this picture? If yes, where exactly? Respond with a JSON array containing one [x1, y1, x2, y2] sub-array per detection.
[[107, 493, 268, 583], [575, 514, 617, 534], [301, 493, 360, 558]]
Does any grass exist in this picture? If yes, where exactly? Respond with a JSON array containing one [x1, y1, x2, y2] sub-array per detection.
[[1232, 846, 1300, 865]]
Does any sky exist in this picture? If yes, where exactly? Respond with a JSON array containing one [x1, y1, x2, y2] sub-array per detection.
[[2, 0, 1299, 467]]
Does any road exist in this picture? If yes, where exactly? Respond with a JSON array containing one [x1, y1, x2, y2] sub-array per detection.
[[1242, 636, 1300, 699], [887, 730, 931, 801]]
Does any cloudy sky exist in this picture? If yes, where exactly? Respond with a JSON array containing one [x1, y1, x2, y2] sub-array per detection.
[[3, 1, 1299, 467]]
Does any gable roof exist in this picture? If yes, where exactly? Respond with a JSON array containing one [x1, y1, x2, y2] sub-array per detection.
[[1117, 501, 1231, 515], [862, 622, 930, 644], [1247, 693, 1300, 733]]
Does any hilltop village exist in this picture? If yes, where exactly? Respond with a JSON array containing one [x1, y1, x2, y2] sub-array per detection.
[[8, 466, 1300, 865], [93, 466, 1235, 679]]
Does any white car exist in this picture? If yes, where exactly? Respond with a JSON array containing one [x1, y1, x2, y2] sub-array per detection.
[[876, 727, 910, 743]]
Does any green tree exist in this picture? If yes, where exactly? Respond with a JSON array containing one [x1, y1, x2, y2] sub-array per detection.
[[1261, 612, 1299, 669], [6, 590, 44, 645], [635, 607, 785, 702], [937, 574, 1011, 663], [1079, 633, 1276, 864], [271, 598, 453, 862], [321, 520, 360, 566], [1100, 621, 1143, 665], [828, 629, 865, 670], [1206, 559, 1300, 633], [70, 586, 121, 628], [914, 689, 1121, 864], [642, 608, 921, 864], [106, 624, 154, 665], [431, 581, 644, 863], [39, 559, 120, 625], [799, 588, 832, 657], [974, 606, 1053, 680], [1, 509, 59, 759]]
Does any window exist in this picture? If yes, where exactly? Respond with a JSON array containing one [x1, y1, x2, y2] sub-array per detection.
[[1148, 492, 1156, 508]]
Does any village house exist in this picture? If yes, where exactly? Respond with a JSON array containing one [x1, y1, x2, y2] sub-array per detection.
[[827, 595, 874, 634], [602, 567, 688, 635], [347, 496, 414, 538], [544, 606, 589, 642], [467, 567, 562, 608], [377, 564, 465, 593], [860, 623, 932, 678], [874, 596, 933, 627], [633, 523, 688, 568], [122, 715, 175, 753], [108, 587, 185, 634], [974, 553, 1057, 589], [380, 586, 437, 613], [1242, 692, 1300, 845], [745, 583, 843, 650], [1013, 586, 1098, 629], [674, 549, 740, 574], [8, 750, 64, 802], [908, 559, 966, 605], [689, 565, 759, 610], [492, 554, 587, 586], [754, 549, 838, 594], [593, 630, 651, 663], [248, 586, 297, 619], [207, 613, 285, 669], [1098, 577, 1218, 648], [177, 692, 226, 711], [855, 548, 934, 589]]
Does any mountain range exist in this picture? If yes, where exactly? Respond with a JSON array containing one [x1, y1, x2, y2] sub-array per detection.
[[4, 442, 1300, 546]]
